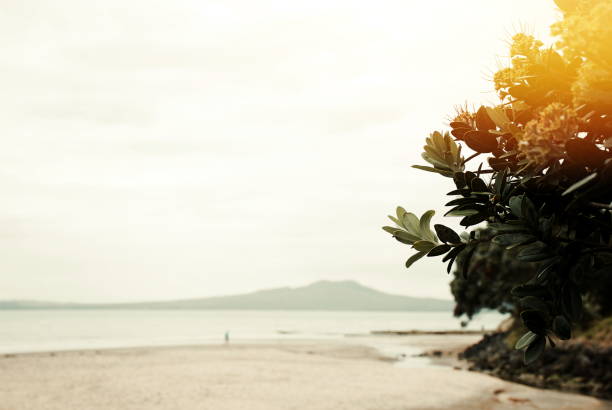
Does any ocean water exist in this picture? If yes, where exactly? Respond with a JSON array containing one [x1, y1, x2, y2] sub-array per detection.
[[0, 310, 506, 354]]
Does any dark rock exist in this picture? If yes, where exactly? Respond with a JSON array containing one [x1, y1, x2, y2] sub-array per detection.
[[460, 331, 612, 400]]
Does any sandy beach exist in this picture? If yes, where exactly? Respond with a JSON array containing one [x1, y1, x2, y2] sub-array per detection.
[[0, 336, 609, 410]]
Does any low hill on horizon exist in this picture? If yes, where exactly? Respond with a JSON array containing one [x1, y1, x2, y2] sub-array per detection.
[[0, 280, 454, 311]]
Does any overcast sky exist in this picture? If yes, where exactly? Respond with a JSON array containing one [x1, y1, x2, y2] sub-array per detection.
[[0, 0, 558, 302]]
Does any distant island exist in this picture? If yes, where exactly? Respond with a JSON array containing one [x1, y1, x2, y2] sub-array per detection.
[[0, 280, 454, 311]]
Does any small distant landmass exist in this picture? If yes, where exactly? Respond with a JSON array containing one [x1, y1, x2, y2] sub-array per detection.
[[0, 280, 454, 311]]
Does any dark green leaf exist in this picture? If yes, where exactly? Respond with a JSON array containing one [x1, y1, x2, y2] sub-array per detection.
[[517, 242, 551, 262], [502, 182, 520, 202], [509, 196, 523, 218], [470, 177, 489, 193], [515, 331, 537, 350], [405, 251, 426, 268], [442, 244, 466, 262], [521, 195, 538, 225], [520, 296, 549, 316], [492, 233, 536, 247], [536, 260, 559, 281], [446, 256, 456, 274], [427, 244, 451, 257], [493, 167, 508, 196], [464, 171, 477, 187], [460, 213, 488, 227], [524, 335, 546, 365], [521, 310, 547, 335], [446, 188, 472, 196], [488, 222, 529, 233], [446, 207, 480, 217], [552, 315, 571, 340], [434, 224, 461, 244], [506, 237, 537, 250], [445, 197, 480, 207], [506, 236, 538, 251], [453, 172, 466, 189], [562, 173, 598, 196], [489, 157, 511, 171]]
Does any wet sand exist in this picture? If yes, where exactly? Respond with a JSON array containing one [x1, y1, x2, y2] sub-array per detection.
[[0, 337, 609, 410]]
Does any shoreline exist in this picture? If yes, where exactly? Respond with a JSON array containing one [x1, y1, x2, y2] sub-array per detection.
[[370, 329, 486, 335], [0, 329, 491, 357], [0, 336, 609, 409]]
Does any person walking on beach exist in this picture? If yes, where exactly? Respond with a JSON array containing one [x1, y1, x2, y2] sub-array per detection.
[[224, 331, 230, 344]]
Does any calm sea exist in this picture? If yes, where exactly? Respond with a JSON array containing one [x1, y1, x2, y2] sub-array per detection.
[[0, 310, 506, 354]]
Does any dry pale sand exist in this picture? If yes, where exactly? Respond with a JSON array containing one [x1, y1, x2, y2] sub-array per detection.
[[0, 338, 610, 410]]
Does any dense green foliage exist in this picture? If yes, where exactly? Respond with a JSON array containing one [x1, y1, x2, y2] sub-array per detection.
[[384, 0, 612, 364], [449, 228, 536, 320]]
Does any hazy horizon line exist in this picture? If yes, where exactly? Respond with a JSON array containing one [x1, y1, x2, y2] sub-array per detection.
[[0, 279, 455, 305]]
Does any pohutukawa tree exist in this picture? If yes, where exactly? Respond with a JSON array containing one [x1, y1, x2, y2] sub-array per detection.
[[384, 0, 612, 364]]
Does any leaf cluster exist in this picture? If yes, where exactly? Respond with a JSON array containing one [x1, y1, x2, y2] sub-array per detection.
[[384, 6, 612, 365]]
